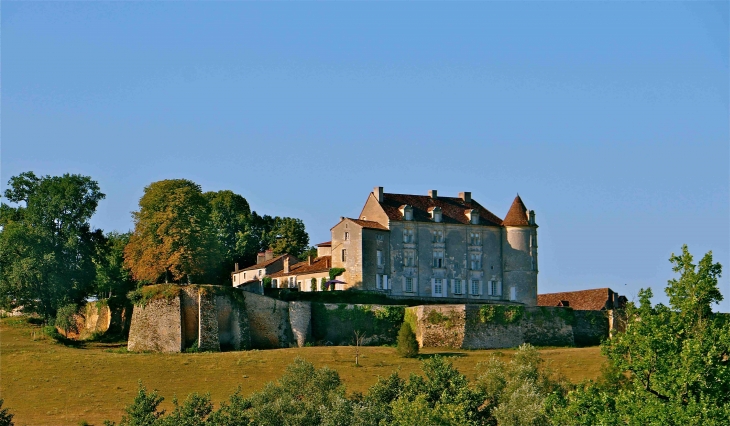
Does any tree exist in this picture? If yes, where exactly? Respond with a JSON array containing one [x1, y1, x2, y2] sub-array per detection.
[[204, 190, 253, 283], [268, 217, 309, 258], [124, 179, 220, 284], [0, 172, 105, 321], [94, 231, 136, 299], [396, 322, 419, 358], [553, 245, 730, 425]]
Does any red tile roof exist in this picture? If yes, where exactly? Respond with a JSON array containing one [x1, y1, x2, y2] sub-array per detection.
[[316, 241, 332, 247], [377, 193, 503, 226], [237, 254, 296, 272], [537, 288, 618, 311], [349, 218, 389, 230], [269, 256, 332, 278], [502, 195, 530, 226]]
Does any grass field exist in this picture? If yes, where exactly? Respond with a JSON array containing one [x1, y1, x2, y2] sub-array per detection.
[[0, 317, 607, 426]]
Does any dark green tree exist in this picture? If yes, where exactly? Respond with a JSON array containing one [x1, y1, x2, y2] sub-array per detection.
[[204, 190, 253, 283], [396, 322, 419, 358], [268, 217, 309, 258], [94, 231, 137, 299], [0, 172, 105, 321]]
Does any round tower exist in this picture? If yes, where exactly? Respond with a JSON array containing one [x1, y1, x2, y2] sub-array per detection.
[[501, 195, 538, 306]]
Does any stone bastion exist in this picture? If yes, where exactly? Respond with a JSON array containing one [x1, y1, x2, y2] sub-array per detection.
[[127, 285, 608, 352]]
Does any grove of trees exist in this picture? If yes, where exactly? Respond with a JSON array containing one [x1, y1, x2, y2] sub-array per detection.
[[0, 172, 313, 321]]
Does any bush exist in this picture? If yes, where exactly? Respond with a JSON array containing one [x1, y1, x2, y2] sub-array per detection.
[[0, 399, 14, 426], [55, 303, 79, 336], [396, 322, 418, 358]]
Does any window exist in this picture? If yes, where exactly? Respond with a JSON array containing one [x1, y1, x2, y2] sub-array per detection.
[[289, 277, 295, 288], [377, 250, 383, 266], [471, 280, 480, 296], [433, 230, 444, 243], [403, 228, 414, 243], [453, 279, 462, 295], [488, 281, 502, 296], [243, 272, 247, 279], [433, 250, 444, 268], [272, 279, 278, 288], [470, 232, 481, 246], [404, 251, 415, 267], [377, 234, 384, 242], [344, 232, 350, 241], [434, 278, 443, 296], [470, 253, 481, 270], [233, 275, 237, 282], [297, 281, 302, 289], [376, 274, 382, 289], [342, 249, 347, 262], [406, 277, 414, 293]]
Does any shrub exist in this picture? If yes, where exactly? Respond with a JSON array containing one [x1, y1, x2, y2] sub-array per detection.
[[311, 277, 317, 292], [0, 399, 14, 426], [55, 303, 79, 336], [396, 322, 418, 358]]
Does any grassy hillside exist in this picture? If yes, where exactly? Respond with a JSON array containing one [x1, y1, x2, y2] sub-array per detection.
[[0, 317, 607, 426]]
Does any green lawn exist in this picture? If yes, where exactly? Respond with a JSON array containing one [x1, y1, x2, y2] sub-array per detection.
[[0, 317, 607, 426]]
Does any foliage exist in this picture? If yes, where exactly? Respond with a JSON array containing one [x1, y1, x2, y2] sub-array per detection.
[[328, 268, 346, 281], [107, 382, 165, 426], [310, 277, 317, 292], [0, 399, 14, 426], [320, 277, 327, 291], [261, 277, 272, 289], [300, 246, 318, 261], [552, 245, 730, 425], [124, 179, 221, 284], [94, 231, 137, 299], [0, 172, 105, 321], [396, 322, 419, 358], [204, 190, 252, 284], [128, 284, 182, 308], [311, 304, 405, 344], [476, 305, 524, 325], [55, 303, 79, 336], [267, 217, 309, 258]]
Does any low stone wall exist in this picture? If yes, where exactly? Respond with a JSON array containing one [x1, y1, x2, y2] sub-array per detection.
[[408, 305, 575, 350], [128, 297, 183, 353], [242, 291, 292, 348], [311, 304, 405, 346]]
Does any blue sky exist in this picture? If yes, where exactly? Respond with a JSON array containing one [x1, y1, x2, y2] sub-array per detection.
[[2, 2, 728, 310]]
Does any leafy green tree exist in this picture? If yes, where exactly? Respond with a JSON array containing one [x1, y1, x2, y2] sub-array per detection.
[[268, 217, 309, 258], [0, 172, 105, 321], [552, 245, 730, 425], [94, 231, 137, 299], [55, 303, 79, 336], [204, 190, 253, 283], [106, 382, 165, 426], [124, 180, 221, 284], [396, 322, 419, 358]]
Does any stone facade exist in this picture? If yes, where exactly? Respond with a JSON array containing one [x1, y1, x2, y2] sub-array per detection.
[[330, 188, 539, 305], [128, 297, 184, 353]]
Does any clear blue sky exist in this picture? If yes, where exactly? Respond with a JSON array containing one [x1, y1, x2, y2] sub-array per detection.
[[2, 2, 728, 310]]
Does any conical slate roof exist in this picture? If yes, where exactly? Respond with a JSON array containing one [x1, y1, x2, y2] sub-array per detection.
[[502, 195, 530, 226]]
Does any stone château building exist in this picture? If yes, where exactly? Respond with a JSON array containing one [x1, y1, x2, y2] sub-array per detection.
[[328, 187, 539, 306]]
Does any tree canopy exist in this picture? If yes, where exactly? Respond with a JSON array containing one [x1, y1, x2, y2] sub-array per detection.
[[0, 172, 105, 320], [124, 179, 220, 284]]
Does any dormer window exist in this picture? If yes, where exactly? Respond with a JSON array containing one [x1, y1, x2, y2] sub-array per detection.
[[400, 205, 413, 221], [430, 206, 442, 223], [466, 209, 479, 225]]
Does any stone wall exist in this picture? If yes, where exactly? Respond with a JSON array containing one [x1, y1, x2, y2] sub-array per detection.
[[198, 290, 220, 352], [289, 301, 312, 347], [311, 303, 405, 346], [58, 300, 132, 340], [243, 291, 292, 348], [574, 310, 609, 347], [128, 297, 183, 353], [408, 304, 575, 350]]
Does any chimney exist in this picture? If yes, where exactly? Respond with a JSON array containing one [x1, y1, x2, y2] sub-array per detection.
[[528, 210, 536, 225], [256, 252, 265, 264], [234, 262, 239, 272], [459, 192, 471, 203], [308, 255, 312, 266], [428, 189, 438, 199], [265, 249, 274, 261], [283, 257, 290, 274], [373, 186, 384, 202]]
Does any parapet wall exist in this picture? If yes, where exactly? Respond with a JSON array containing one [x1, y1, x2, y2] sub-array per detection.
[[407, 305, 579, 350], [127, 286, 611, 352]]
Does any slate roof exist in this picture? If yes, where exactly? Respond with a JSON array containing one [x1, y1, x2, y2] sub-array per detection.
[[269, 256, 332, 278], [502, 195, 530, 226], [537, 288, 618, 311], [377, 193, 503, 226]]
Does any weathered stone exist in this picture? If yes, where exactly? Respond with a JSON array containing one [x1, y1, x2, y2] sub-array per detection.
[[289, 301, 312, 347], [242, 291, 292, 348], [198, 290, 220, 352], [128, 296, 183, 353]]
